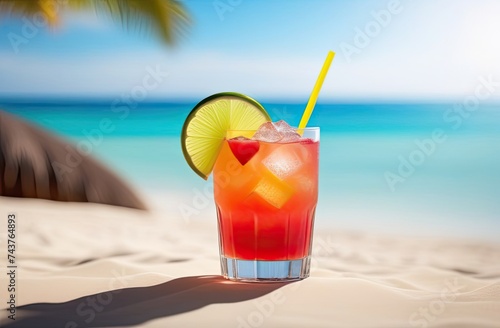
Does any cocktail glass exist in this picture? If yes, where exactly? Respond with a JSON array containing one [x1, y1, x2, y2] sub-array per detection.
[[213, 127, 319, 281]]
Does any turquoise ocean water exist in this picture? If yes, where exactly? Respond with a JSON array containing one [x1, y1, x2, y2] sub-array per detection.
[[1, 99, 500, 242]]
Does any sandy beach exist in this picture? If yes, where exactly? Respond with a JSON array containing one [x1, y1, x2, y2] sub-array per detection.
[[1, 196, 499, 328], [2, 0, 500, 326]]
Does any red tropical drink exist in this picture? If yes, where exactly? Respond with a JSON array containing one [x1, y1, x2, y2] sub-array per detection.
[[213, 124, 319, 281]]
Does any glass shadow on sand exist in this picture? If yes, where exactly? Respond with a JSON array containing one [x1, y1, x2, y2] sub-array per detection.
[[4, 275, 290, 328]]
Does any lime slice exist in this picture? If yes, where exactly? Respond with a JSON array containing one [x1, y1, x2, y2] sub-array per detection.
[[181, 92, 271, 179]]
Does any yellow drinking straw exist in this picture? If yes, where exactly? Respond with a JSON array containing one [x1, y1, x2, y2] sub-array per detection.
[[298, 51, 335, 130]]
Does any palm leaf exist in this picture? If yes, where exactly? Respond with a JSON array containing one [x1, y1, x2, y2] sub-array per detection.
[[0, 0, 190, 45], [0, 110, 147, 210], [0, 0, 59, 25]]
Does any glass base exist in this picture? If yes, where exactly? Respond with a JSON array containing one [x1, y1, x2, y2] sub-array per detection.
[[220, 256, 311, 282]]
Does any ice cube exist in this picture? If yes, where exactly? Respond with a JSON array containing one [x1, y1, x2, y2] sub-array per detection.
[[253, 120, 303, 143], [273, 120, 292, 133], [273, 120, 301, 143], [263, 147, 303, 179], [253, 171, 294, 208], [280, 131, 301, 143], [253, 122, 282, 142], [295, 175, 315, 193]]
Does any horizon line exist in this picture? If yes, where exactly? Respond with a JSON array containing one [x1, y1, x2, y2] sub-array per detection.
[[1, 95, 500, 106]]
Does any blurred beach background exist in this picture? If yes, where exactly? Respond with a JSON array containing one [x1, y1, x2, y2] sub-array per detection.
[[1, 0, 500, 241], [2, 2, 500, 327]]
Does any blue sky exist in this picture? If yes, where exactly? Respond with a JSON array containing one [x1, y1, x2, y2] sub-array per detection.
[[0, 0, 499, 101]]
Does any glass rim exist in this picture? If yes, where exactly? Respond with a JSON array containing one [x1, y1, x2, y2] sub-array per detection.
[[225, 127, 319, 141], [226, 127, 320, 132]]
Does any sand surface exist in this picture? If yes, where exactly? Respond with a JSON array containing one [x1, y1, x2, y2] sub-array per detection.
[[1, 196, 499, 328]]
